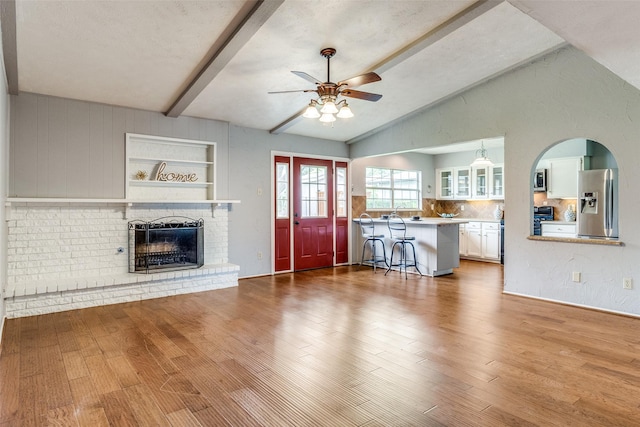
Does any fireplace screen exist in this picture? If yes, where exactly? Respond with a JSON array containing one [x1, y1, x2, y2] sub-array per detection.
[[128, 217, 204, 273]]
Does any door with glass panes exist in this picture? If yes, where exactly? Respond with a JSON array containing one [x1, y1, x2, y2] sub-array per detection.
[[274, 156, 348, 272]]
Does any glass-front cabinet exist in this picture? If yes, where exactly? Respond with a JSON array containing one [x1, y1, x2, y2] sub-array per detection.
[[472, 166, 488, 198], [490, 164, 504, 199], [437, 164, 505, 200], [454, 167, 471, 199], [436, 168, 453, 199]]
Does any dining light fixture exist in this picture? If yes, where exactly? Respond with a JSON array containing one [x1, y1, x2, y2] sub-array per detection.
[[470, 141, 494, 167]]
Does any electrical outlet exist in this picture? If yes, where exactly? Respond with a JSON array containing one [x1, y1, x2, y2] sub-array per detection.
[[430, 203, 435, 210], [623, 277, 633, 290], [460, 205, 465, 211], [257, 187, 263, 196], [572, 272, 581, 282], [257, 251, 263, 260]]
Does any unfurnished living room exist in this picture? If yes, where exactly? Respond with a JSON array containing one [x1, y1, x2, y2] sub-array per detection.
[[1, 1, 640, 426]]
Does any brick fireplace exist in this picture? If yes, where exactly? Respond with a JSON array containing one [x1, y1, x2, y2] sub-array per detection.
[[4, 203, 239, 318], [129, 217, 204, 273]]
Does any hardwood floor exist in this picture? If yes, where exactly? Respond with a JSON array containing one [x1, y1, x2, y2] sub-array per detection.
[[1, 260, 640, 426]]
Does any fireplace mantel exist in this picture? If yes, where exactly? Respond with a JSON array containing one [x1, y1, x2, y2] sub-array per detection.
[[5, 198, 240, 219]]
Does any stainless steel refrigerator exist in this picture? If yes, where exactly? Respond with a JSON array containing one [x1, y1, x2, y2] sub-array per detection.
[[578, 169, 618, 239]]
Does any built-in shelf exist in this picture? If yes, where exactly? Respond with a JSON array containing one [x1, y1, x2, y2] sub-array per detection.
[[129, 156, 214, 166], [126, 133, 218, 201]]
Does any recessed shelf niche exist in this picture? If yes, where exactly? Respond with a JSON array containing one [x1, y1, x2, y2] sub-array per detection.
[[126, 133, 216, 201]]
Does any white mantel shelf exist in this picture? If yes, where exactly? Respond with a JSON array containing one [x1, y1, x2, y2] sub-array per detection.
[[6, 198, 240, 204], [5, 198, 240, 219]]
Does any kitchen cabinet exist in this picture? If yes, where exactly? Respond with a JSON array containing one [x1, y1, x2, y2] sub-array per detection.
[[465, 222, 483, 257], [458, 224, 468, 256], [490, 164, 504, 199], [482, 222, 501, 260], [546, 157, 588, 199], [437, 165, 504, 200], [460, 221, 501, 262], [454, 167, 471, 199], [472, 166, 489, 198], [436, 169, 453, 199], [541, 222, 577, 238], [436, 167, 471, 199]]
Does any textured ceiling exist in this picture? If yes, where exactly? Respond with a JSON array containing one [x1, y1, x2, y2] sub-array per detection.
[[10, 1, 640, 144]]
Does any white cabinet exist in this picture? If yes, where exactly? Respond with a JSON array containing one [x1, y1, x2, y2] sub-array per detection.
[[437, 165, 504, 200], [436, 169, 453, 199], [465, 222, 483, 257], [541, 222, 577, 238], [482, 222, 501, 260], [472, 166, 489, 198], [460, 221, 501, 262], [436, 167, 471, 199], [459, 224, 468, 256], [490, 164, 504, 199], [454, 167, 471, 199], [546, 157, 587, 199]]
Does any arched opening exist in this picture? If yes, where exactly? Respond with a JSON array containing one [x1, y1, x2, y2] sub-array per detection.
[[531, 138, 618, 239]]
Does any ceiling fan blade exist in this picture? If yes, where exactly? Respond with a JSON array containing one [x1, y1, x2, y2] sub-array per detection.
[[337, 72, 381, 88], [268, 89, 317, 94], [291, 71, 322, 85], [341, 89, 382, 102]]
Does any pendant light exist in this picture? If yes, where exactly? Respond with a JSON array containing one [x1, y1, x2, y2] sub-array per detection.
[[471, 141, 493, 167]]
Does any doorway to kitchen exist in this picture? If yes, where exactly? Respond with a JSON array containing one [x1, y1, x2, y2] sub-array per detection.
[[273, 154, 349, 272]]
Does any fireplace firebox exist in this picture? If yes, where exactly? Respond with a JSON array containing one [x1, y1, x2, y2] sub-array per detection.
[[128, 217, 204, 273]]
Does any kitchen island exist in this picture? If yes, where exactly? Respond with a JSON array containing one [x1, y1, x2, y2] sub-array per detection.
[[353, 217, 468, 276]]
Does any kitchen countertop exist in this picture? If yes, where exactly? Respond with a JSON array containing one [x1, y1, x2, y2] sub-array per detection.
[[355, 217, 469, 225], [541, 220, 577, 225]]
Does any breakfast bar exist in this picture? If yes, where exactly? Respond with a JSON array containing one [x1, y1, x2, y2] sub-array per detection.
[[353, 217, 467, 276]]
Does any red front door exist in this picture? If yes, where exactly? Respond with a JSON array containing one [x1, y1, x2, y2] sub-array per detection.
[[293, 157, 334, 270]]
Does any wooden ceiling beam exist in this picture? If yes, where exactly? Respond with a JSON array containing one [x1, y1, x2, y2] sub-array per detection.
[[165, 0, 284, 118]]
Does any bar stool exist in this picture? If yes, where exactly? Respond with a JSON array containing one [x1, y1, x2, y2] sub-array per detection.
[[385, 213, 423, 279], [358, 213, 388, 272]]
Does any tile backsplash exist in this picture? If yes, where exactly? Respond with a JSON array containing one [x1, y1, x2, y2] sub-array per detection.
[[352, 196, 505, 220]]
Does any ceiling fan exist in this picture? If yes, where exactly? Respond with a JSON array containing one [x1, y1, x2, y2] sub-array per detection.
[[268, 47, 382, 123]]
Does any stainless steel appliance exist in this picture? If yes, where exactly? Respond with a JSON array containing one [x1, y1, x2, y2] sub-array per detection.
[[578, 169, 618, 238], [533, 169, 547, 192], [533, 206, 554, 235]]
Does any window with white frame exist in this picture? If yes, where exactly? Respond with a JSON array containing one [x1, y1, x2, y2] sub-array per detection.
[[365, 167, 421, 210]]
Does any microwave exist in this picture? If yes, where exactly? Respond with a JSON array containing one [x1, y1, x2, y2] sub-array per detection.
[[534, 169, 547, 192]]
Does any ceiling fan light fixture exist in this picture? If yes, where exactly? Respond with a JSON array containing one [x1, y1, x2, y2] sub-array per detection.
[[336, 103, 354, 118], [319, 113, 336, 123], [303, 101, 320, 118], [320, 100, 338, 114]]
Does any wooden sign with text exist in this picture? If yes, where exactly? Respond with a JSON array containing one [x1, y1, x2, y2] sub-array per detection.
[[154, 162, 198, 183]]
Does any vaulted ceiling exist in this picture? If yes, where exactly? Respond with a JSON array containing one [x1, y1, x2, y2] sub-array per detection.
[[3, 1, 639, 143]]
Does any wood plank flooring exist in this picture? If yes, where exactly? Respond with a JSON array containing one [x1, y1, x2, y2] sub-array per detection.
[[1, 260, 640, 426]]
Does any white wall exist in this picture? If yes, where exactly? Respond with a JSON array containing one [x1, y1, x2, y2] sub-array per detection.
[[350, 46, 640, 316], [228, 125, 349, 277]]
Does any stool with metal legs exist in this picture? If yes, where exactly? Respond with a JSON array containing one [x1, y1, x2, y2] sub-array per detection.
[[385, 213, 423, 279], [358, 213, 388, 272]]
